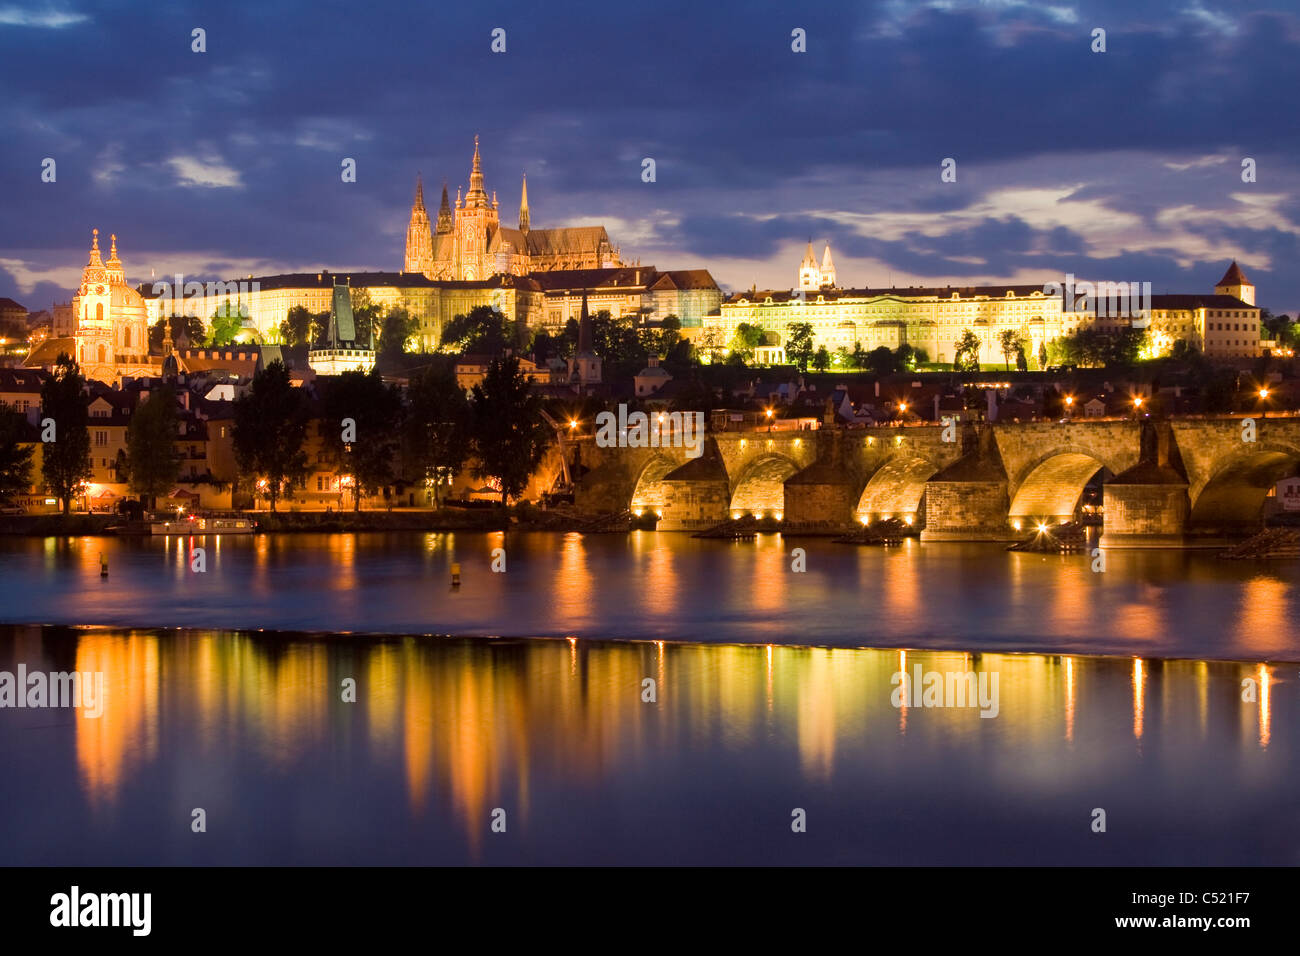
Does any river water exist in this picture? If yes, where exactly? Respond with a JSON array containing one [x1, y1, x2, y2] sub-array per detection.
[[1, 532, 1297, 864]]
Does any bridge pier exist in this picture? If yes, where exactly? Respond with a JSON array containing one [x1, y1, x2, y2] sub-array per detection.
[[656, 452, 731, 531], [920, 480, 1016, 541], [784, 460, 857, 531], [1098, 481, 1190, 548]]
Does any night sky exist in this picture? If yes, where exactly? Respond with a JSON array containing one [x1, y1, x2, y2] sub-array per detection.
[[1, 0, 1297, 316]]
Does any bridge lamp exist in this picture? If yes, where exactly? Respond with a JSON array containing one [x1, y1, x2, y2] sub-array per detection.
[[1259, 388, 1270, 400], [1133, 396, 1143, 409], [569, 419, 578, 430], [732, 511, 741, 521], [898, 402, 908, 414], [1036, 521, 1049, 534], [775, 512, 784, 521], [1011, 518, 1022, 531], [904, 515, 914, 526]]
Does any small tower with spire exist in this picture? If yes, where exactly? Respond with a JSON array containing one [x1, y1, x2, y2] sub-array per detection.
[[1214, 260, 1255, 306], [798, 240, 820, 291], [819, 241, 836, 289], [567, 290, 602, 391]]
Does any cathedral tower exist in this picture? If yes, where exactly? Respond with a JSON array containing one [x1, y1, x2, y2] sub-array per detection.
[[404, 175, 434, 275]]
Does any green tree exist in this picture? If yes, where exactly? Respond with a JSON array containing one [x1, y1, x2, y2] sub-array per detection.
[[953, 330, 981, 372], [1038, 340, 1048, 369], [729, 323, 764, 362], [125, 386, 180, 509], [440, 305, 516, 355], [811, 345, 831, 372], [867, 346, 896, 375], [278, 305, 317, 347], [232, 360, 308, 511], [322, 368, 402, 511], [149, 314, 205, 352], [207, 300, 244, 346], [39, 354, 92, 514], [0, 406, 35, 503], [786, 322, 815, 371], [350, 289, 380, 347], [404, 365, 471, 508], [377, 307, 415, 357], [470, 355, 549, 505], [998, 329, 1021, 370]]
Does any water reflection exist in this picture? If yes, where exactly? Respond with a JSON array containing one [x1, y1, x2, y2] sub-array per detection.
[[0, 624, 1295, 864]]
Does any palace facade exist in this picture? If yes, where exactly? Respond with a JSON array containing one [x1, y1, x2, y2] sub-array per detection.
[[703, 253, 1262, 365]]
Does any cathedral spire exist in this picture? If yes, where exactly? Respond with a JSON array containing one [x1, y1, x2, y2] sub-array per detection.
[[465, 135, 488, 208], [519, 173, 530, 233], [413, 173, 426, 211], [436, 181, 452, 234]]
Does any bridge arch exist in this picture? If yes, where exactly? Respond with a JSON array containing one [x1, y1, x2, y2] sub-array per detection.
[[1188, 444, 1300, 528], [729, 453, 801, 516], [629, 453, 683, 515], [1007, 448, 1112, 523], [855, 454, 942, 523]]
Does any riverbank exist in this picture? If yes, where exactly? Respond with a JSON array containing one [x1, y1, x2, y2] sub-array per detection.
[[0, 507, 637, 537]]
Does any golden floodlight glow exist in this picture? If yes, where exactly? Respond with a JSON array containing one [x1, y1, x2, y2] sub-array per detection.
[[1037, 522, 1048, 533], [860, 515, 869, 525], [904, 515, 914, 525], [898, 402, 907, 413], [794, 438, 801, 446], [1259, 388, 1270, 400], [1064, 396, 1074, 406], [1011, 518, 1022, 531], [569, 419, 578, 429], [765, 408, 774, 418], [1133, 396, 1143, 408], [633, 508, 643, 517], [732, 512, 741, 520]]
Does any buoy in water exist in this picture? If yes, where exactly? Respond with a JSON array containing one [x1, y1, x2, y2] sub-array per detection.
[[100, 553, 108, 577], [450, 562, 461, 587]]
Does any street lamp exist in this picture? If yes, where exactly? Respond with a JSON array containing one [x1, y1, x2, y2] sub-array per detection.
[[765, 407, 774, 433], [1258, 387, 1270, 419], [1064, 395, 1074, 417], [1133, 395, 1144, 418]]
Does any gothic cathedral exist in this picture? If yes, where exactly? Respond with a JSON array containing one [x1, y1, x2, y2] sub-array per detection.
[[404, 137, 622, 281]]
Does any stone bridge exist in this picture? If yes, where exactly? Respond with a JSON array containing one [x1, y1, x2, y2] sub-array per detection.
[[569, 416, 1300, 546]]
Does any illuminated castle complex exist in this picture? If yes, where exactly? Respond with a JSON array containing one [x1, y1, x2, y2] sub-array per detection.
[[404, 137, 622, 281]]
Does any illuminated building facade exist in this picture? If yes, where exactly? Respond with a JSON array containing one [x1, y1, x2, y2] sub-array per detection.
[[404, 137, 621, 281], [705, 253, 1262, 365], [26, 230, 160, 385]]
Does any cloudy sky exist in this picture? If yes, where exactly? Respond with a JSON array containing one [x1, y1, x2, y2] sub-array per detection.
[[1, 0, 1297, 316]]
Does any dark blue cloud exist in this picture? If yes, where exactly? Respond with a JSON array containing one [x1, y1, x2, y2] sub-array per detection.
[[0, 0, 1297, 315]]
